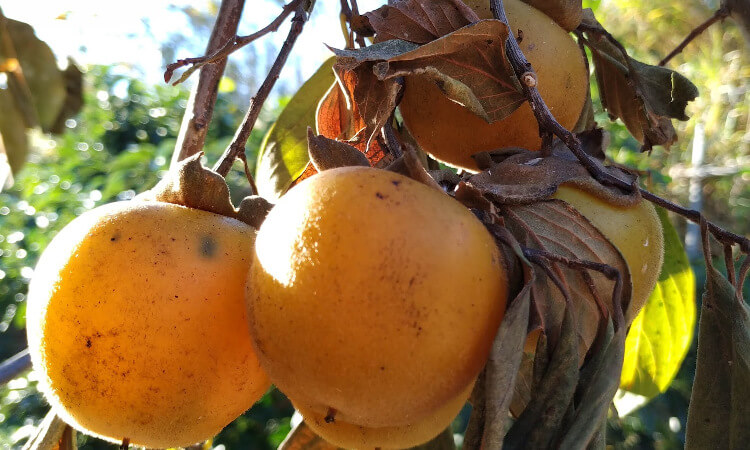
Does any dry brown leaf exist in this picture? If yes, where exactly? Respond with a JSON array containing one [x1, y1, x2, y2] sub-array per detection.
[[500, 200, 632, 364], [330, 21, 522, 151], [307, 128, 371, 171], [364, 0, 479, 44], [374, 21, 523, 123], [467, 144, 638, 207], [581, 9, 698, 149]]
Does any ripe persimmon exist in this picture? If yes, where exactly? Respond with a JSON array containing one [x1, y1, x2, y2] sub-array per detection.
[[294, 380, 474, 449], [26, 201, 269, 448], [246, 167, 507, 427], [399, 0, 589, 170], [553, 185, 664, 323]]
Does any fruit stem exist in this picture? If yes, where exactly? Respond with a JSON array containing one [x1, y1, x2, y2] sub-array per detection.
[[488, 0, 750, 255], [213, 1, 312, 177]]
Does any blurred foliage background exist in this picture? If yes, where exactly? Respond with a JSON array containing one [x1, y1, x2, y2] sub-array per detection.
[[0, 0, 747, 448]]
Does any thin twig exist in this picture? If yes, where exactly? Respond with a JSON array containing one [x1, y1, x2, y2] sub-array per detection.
[[0, 348, 31, 386], [381, 116, 403, 158], [213, 4, 311, 176], [639, 190, 750, 252], [489, 0, 625, 188], [164, 0, 304, 85], [339, 0, 356, 48], [522, 247, 625, 329], [347, 0, 367, 47], [171, 0, 246, 166], [489, 0, 750, 254], [21, 410, 69, 450], [724, 244, 736, 287], [238, 151, 258, 195], [739, 254, 749, 301], [659, 7, 730, 66]]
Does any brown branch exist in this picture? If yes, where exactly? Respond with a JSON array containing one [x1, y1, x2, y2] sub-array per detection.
[[489, 0, 750, 254], [639, 190, 750, 252], [339, 0, 355, 48], [347, 0, 368, 47], [489, 0, 625, 189], [164, 0, 304, 85], [659, 7, 730, 66], [0, 348, 31, 386], [171, 0, 246, 166], [213, 4, 310, 177], [21, 410, 69, 450]]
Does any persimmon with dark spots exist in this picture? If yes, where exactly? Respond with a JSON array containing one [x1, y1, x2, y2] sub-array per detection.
[[26, 201, 269, 448], [246, 166, 508, 428]]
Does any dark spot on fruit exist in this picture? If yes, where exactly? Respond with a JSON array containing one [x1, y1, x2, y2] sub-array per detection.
[[375, 192, 386, 199], [85, 338, 92, 348], [391, 180, 401, 187], [325, 407, 337, 423], [200, 235, 217, 258], [110, 232, 120, 242], [380, 366, 385, 371]]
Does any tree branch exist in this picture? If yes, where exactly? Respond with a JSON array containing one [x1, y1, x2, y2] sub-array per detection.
[[488, 0, 750, 253], [164, 0, 305, 85], [213, 4, 311, 177], [0, 348, 31, 386], [659, 7, 730, 66], [170, 0, 246, 166]]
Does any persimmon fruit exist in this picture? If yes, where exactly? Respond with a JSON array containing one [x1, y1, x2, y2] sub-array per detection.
[[246, 166, 508, 427], [293, 380, 474, 449], [399, 0, 589, 170], [26, 201, 270, 448], [553, 185, 664, 323]]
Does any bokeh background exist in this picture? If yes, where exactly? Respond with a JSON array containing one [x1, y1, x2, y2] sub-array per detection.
[[0, 0, 747, 448]]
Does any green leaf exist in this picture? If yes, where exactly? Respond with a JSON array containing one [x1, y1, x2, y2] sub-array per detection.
[[255, 58, 336, 200], [619, 207, 696, 397]]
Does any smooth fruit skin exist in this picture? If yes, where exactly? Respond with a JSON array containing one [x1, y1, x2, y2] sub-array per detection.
[[553, 186, 664, 323], [247, 167, 507, 427], [399, 0, 589, 170], [294, 380, 474, 449], [26, 201, 270, 448]]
